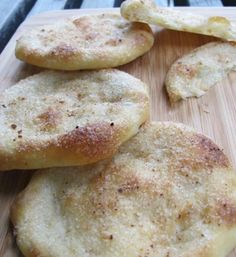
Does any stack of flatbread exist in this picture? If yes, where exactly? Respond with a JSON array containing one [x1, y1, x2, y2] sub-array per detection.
[[0, 1, 236, 257]]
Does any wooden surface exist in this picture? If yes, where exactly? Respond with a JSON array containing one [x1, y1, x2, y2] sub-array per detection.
[[0, 7, 236, 257]]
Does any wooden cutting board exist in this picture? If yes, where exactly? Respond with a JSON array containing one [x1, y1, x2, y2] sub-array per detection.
[[0, 7, 236, 257]]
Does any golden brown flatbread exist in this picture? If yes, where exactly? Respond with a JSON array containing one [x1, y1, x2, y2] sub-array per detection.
[[11, 122, 236, 257], [16, 13, 154, 70], [165, 41, 236, 102], [0, 69, 149, 171], [121, 0, 236, 42]]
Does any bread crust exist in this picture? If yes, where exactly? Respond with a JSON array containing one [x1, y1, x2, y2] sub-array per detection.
[[15, 13, 154, 70], [0, 69, 149, 171], [11, 122, 236, 257]]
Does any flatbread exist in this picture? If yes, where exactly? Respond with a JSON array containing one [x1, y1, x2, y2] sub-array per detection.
[[11, 122, 236, 257], [15, 13, 154, 70], [0, 69, 149, 171], [121, 0, 236, 42], [165, 41, 236, 102]]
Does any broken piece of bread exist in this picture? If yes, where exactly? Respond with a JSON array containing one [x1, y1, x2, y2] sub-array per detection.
[[165, 41, 236, 102], [121, 0, 236, 42]]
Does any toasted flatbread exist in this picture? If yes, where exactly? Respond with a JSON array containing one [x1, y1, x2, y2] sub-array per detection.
[[11, 122, 236, 257], [121, 0, 236, 42], [0, 69, 149, 171], [15, 13, 154, 70], [165, 41, 236, 102]]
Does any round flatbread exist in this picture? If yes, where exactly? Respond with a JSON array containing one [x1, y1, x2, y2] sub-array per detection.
[[0, 69, 149, 171], [15, 13, 154, 70], [165, 41, 236, 102], [11, 122, 236, 257], [121, 0, 236, 42]]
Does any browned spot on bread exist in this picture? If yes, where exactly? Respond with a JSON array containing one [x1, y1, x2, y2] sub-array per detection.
[[17, 96, 26, 101], [62, 191, 78, 208], [167, 132, 230, 172], [77, 92, 86, 100], [73, 17, 100, 41], [91, 193, 118, 215], [11, 122, 120, 168], [73, 17, 90, 31], [50, 44, 77, 59], [105, 38, 122, 47], [117, 177, 140, 194], [85, 32, 99, 41], [217, 200, 236, 225], [178, 207, 191, 221], [28, 247, 42, 257], [57, 122, 119, 160], [37, 108, 61, 132], [11, 124, 17, 129], [80, 180, 118, 215], [174, 63, 199, 80], [191, 134, 230, 168]]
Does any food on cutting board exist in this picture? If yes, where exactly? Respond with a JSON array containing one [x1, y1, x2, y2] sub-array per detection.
[[4, 4, 236, 257], [15, 13, 154, 70], [11, 122, 236, 257], [0, 69, 149, 171], [121, 0, 236, 42], [165, 41, 236, 102]]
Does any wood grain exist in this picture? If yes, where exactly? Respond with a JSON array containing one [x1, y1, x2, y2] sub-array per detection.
[[0, 7, 236, 257]]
